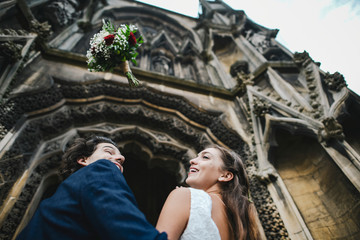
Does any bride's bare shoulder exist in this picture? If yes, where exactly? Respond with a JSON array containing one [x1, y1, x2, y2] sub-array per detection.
[[167, 187, 191, 200]]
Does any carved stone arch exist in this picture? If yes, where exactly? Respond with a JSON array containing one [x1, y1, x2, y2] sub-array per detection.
[[53, 3, 201, 58], [96, 6, 193, 36], [0, 81, 250, 239], [0, 79, 246, 152], [91, 5, 198, 50], [9, 121, 203, 237], [75, 123, 196, 181], [179, 38, 200, 57], [152, 30, 177, 47], [262, 115, 318, 151]]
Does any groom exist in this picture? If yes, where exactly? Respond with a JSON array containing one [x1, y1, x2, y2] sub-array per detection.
[[16, 136, 167, 240]]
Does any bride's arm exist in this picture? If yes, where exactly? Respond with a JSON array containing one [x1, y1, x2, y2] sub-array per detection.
[[156, 187, 190, 240]]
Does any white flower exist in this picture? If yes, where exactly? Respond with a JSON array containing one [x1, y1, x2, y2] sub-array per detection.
[[129, 25, 137, 32]]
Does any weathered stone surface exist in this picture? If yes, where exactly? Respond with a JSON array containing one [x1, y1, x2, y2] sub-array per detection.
[[1, 0, 360, 239]]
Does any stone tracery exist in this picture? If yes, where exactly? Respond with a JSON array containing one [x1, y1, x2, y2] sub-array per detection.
[[1, 0, 360, 239]]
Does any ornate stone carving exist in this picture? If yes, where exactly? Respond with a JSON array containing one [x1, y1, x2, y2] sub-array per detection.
[[0, 29, 29, 36], [41, 0, 82, 30], [0, 86, 63, 139], [42, 138, 64, 155], [2, 105, 245, 239], [293, 51, 312, 67], [238, 116, 289, 240], [75, 126, 189, 161], [2, 1, 349, 238], [0, 80, 248, 210], [263, 47, 292, 61], [77, 0, 108, 30], [324, 71, 347, 92], [230, 60, 254, 92], [57, 81, 220, 126], [0, 155, 28, 209], [29, 20, 52, 42], [253, 98, 271, 118], [255, 168, 278, 184], [0, 28, 37, 101], [250, 176, 289, 239], [230, 60, 249, 77], [151, 50, 174, 75], [0, 153, 62, 240], [245, 29, 271, 54], [0, 41, 23, 63], [318, 117, 345, 145], [236, 92, 290, 238], [302, 66, 324, 119]]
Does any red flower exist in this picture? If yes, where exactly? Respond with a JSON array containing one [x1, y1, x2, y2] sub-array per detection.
[[91, 47, 96, 55], [104, 34, 115, 45], [128, 32, 137, 46]]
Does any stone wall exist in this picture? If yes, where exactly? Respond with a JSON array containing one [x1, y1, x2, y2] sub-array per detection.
[[1, 0, 360, 239], [273, 129, 360, 239]]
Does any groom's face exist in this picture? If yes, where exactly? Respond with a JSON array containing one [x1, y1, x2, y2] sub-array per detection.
[[77, 143, 126, 172]]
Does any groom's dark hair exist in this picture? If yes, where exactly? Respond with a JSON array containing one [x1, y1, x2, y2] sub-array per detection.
[[58, 136, 117, 179]]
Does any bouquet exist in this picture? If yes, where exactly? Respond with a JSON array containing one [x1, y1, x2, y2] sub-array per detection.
[[86, 19, 143, 87]]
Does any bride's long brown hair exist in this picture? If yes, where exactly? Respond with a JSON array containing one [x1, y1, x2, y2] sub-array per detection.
[[211, 145, 261, 240]]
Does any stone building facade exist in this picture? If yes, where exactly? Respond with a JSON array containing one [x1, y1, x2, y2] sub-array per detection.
[[0, 0, 359, 239]]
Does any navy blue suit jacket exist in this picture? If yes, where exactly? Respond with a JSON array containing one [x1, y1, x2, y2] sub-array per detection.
[[17, 160, 167, 240]]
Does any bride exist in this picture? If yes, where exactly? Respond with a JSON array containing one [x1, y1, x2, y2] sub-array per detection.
[[156, 145, 261, 240]]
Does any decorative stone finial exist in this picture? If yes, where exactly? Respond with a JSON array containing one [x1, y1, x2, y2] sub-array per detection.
[[30, 19, 52, 42], [324, 71, 347, 91], [293, 51, 312, 66], [0, 41, 23, 63], [318, 117, 345, 145], [253, 98, 271, 118]]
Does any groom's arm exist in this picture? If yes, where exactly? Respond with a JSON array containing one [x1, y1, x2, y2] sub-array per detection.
[[81, 160, 167, 240]]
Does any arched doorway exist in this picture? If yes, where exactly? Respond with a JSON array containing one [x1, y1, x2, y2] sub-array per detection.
[[1, 81, 249, 239]]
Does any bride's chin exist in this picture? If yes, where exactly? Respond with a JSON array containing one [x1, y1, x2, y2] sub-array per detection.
[[185, 178, 195, 186]]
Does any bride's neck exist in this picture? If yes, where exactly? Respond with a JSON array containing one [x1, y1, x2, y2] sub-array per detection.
[[205, 185, 222, 195]]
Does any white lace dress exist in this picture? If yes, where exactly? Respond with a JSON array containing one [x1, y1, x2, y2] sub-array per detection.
[[180, 188, 221, 240]]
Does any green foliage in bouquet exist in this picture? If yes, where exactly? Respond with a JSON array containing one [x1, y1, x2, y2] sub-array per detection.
[[87, 19, 143, 87]]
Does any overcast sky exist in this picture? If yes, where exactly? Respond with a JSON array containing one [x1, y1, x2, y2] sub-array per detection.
[[136, 0, 360, 95]]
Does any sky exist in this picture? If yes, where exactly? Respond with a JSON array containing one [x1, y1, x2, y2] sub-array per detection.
[[136, 0, 360, 95]]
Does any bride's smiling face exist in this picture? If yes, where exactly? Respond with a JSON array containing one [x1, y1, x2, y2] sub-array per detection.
[[186, 148, 225, 191]]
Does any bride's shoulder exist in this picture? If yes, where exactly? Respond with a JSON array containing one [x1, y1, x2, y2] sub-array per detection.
[[171, 187, 207, 195], [168, 186, 191, 199]]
